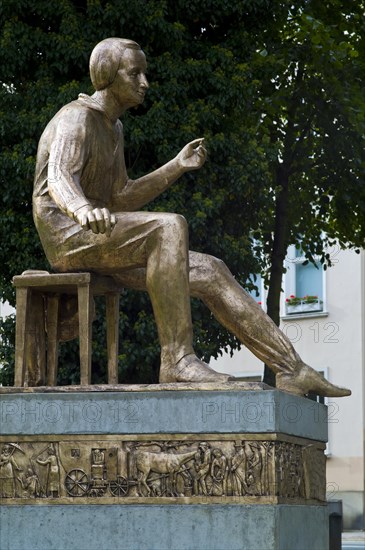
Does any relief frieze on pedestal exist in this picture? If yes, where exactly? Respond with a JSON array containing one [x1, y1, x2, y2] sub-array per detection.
[[0, 435, 326, 504]]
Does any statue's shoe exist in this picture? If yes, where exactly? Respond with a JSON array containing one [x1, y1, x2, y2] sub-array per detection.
[[276, 365, 351, 397], [159, 354, 233, 383]]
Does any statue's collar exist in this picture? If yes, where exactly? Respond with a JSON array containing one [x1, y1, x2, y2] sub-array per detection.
[[77, 94, 113, 122]]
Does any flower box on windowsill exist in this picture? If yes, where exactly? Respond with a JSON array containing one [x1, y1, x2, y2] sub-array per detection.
[[285, 300, 323, 315]]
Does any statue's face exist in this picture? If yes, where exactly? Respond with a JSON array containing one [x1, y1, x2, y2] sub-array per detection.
[[110, 48, 148, 109]]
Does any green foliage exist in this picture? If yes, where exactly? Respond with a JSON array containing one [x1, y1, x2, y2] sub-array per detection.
[[251, 1, 365, 280]]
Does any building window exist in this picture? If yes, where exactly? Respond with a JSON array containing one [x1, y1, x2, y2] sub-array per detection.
[[283, 245, 325, 316], [246, 274, 265, 308]]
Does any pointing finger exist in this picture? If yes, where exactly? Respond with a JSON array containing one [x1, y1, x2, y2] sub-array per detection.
[[186, 138, 205, 154], [189, 138, 205, 147]]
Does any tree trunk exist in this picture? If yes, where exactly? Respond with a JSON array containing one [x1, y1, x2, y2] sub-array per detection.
[[263, 164, 290, 386]]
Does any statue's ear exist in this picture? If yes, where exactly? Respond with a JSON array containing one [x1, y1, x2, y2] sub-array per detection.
[[90, 48, 119, 91]]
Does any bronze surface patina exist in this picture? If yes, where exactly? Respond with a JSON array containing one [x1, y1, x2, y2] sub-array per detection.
[[31, 37, 350, 397], [0, 435, 326, 505]]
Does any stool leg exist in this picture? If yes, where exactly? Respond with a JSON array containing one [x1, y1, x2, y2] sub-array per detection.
[[46, 295, 59, 386], [25, 293, 46, 386], [78, 284, 92, 385], [106, 293, 120, 384], [14, 287, 30, 386]]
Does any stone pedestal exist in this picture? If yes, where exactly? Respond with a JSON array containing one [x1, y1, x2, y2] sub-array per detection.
[[0, 383, 329, 549]]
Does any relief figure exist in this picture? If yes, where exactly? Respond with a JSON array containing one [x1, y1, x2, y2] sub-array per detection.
[[0, 443, 23, 498], [193, 442, 212, 496], [230, 444, 249, 496], [36, 444, 60, 498], [21, 467, 40, 498], [209, 448, 227, 496]]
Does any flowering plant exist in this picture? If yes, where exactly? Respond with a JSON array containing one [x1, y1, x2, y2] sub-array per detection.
[[285, 294, 321, 306]]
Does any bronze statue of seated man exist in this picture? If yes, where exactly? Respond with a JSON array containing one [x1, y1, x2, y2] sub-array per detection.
[[33, 37, 350, 397]]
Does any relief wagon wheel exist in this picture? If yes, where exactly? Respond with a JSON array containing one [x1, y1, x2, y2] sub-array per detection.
[[65, 469, 90, 497], [109, 476, 129, 497]]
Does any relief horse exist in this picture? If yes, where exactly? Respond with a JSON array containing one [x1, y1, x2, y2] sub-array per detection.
[[135, 449, 197, 496]]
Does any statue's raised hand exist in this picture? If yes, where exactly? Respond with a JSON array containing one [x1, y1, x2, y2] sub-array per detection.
[[177, 138, 207, 171]]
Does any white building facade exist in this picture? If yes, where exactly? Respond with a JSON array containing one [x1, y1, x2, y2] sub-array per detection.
[[212, 247, 365, 529]]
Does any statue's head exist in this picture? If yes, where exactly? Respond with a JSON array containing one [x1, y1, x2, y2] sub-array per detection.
[[90, 37, 142, 91]]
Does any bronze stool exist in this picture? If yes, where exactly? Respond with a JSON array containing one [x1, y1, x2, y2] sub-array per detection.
[[12, 270, 122, 386]]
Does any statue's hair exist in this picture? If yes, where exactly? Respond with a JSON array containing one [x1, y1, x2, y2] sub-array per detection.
[[89, 38, 141, 91]]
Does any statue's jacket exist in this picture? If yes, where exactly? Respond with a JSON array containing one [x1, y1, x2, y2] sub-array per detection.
[[33, 94, 128, 268]]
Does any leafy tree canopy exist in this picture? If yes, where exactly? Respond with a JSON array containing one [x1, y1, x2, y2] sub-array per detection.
[[250, 1, 365, 326]]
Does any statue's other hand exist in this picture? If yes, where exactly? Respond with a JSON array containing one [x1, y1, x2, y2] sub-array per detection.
[[177, 138, 207, 171], [75, 206, 116, 237]]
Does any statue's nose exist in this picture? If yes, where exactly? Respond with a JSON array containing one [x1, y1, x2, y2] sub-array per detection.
[[140, 74, 149, 89]]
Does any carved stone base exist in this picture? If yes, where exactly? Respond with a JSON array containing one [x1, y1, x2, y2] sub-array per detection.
[[0, 387, 329, 549], [0, 434, 325, 504]]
